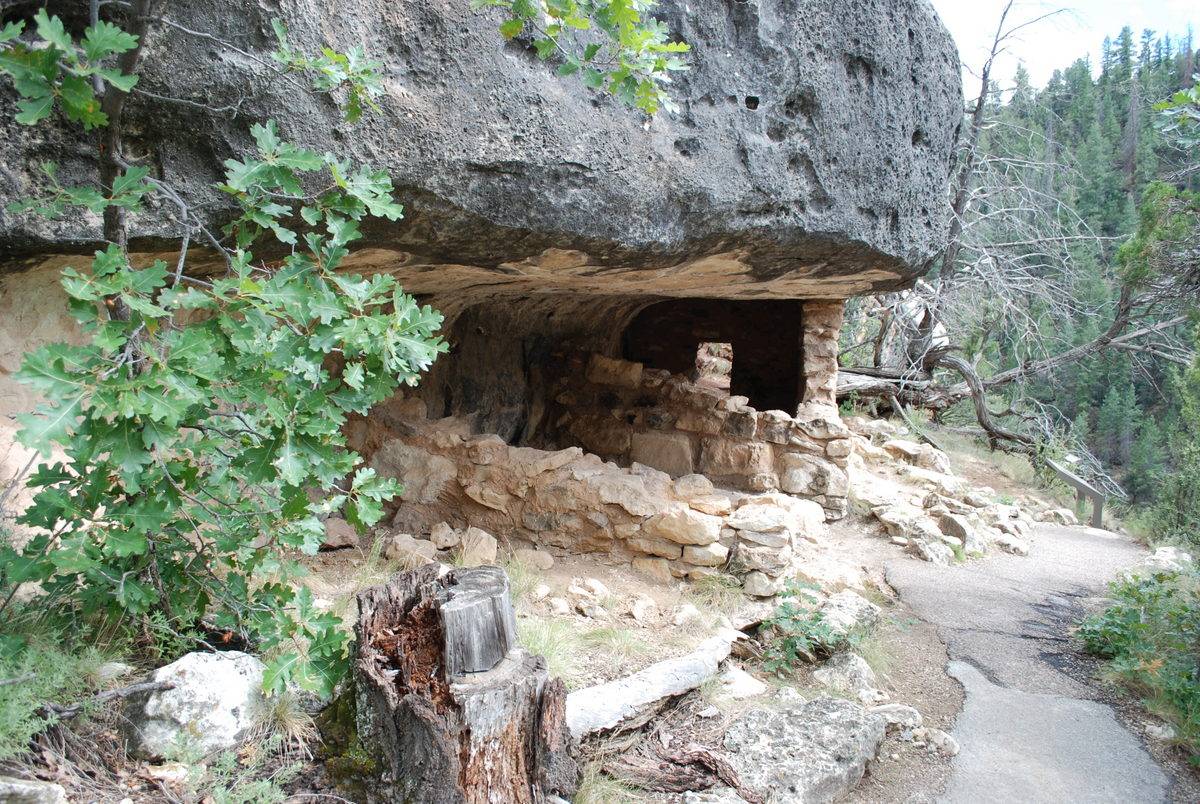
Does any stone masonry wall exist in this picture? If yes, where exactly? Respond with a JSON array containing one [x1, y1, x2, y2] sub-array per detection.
[[351, 401, 830, 597], [802, 300, 845, 407], [539, 348, 851, 521]]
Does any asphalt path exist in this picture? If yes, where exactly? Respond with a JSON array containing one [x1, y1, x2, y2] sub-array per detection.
[[886, 524, 1169, 804]]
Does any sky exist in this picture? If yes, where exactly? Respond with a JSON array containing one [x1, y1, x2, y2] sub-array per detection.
[[930, 0, 1198, 90]]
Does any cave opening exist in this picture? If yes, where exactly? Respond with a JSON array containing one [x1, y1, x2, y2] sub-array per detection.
[[622, 298, 805, 414]]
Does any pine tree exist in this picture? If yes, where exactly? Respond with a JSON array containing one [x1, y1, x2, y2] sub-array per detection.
[[1127, 419, 1161, 501], [1094, 382, 1138, 466]]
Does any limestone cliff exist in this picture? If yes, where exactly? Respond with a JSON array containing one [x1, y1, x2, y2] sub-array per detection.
[[0, 0, 960, 300]]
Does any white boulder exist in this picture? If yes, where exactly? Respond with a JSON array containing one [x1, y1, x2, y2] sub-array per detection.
[[723, 697, 886, 803], [869, 703, 923, 731], [123, 651, 265, 759]]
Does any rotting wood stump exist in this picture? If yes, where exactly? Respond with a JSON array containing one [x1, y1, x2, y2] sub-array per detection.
[[354, 564, 578, 803]]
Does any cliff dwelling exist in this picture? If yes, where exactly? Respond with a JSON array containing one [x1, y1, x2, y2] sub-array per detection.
[[0, 0, 962, 599], [2, 1, 1193, 801]]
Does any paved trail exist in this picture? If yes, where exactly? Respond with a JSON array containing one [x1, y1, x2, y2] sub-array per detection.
[[886, 524, 1170, 804]]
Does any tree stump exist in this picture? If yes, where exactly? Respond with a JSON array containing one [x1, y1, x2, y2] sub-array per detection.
[[354, 564, 579, 803]]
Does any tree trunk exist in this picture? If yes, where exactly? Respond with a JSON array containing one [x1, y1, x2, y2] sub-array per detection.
[[354, 565, 578, 803]]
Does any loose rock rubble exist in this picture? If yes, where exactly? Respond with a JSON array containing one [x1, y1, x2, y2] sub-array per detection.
[[843, 416, 1048, 566], [911, 726, 960, 757], [1037, 507, 1080, 526]]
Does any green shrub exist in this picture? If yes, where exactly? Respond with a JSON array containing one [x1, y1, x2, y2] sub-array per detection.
[[1145, 441, 1200, 548], [762, 580, 842, 673], [1079, 568, 1200, 760], [176, 734, 302, 804]]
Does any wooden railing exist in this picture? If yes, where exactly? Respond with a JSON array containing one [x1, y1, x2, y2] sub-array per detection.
[[1045, 459, 1106, 529]]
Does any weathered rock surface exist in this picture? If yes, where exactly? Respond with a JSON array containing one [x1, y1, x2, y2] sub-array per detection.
[[741, 570, 784, 598], [383, 532, 438, 566], [723, 695, 886, 803], [819, 590, 880, 639], [1, 1, 960, 301], [992, 532, 1030, 556], [122, 651, 266, 759], [320, 517, 360, 551], [714, 664, 770, 702], [514, 546, 555, 570], [813, 652, 886, 704], [458, 525, 499, 565], [870, 702, 923, 731], [645, 506, 724, 545], [1037, 507, 1079, 526]]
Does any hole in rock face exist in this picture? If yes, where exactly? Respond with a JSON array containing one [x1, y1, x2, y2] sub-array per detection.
[[744, 96, 760, 110], [623, 299, 804, 413]]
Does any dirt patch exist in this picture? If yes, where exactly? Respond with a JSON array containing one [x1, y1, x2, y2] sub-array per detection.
[[304, 545, 752, 690], [843, 599, 961, 803]]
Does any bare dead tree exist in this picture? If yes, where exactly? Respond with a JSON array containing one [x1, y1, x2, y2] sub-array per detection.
[[838, 1, 1194, 470], [939, 0, 1070, 286]]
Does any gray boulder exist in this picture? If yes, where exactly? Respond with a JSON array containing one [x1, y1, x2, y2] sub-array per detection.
[[0, 777, 68, 804], [869, 702, 923, 731], [0, 1, 960, 301], [122, 651, 266, 759], [912, 538, 956, 565], [724, 696, 886, 803]]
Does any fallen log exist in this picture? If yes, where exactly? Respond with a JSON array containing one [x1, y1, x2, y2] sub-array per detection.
[[606, 738, 765, 803], [565, 629, 742, 740], [354, 564, 578, 803], [838, 354, 1035, 451]]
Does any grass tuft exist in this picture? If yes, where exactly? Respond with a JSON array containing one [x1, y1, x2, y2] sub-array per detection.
[[684, 571, 744, 619], [501, 554, 539, 604], [517, 617, 582, 683], [579, 626, 650, 662], [575, 761, 646, 803], [255, 689, 318, 760], [853, 630, 893, 679]]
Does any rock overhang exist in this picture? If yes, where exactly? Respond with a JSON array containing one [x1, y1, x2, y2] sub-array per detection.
[[0, 0, 961, 300]]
